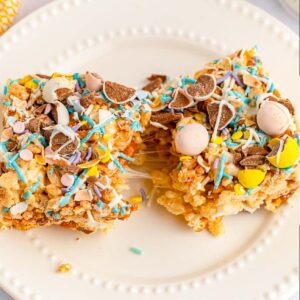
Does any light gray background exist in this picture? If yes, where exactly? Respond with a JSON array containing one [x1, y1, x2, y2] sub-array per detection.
[[0, 0, 299, 299]]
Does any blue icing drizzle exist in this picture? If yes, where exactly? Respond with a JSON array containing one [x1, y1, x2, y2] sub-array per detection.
[[214, 153, 226, 189]]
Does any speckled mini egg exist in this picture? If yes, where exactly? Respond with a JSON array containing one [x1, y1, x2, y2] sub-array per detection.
[[175, 123, 209, 156], [257, 101, 292, 136]]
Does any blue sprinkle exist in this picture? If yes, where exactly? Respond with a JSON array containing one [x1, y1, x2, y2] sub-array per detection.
[[269, 82, 275, 93], [2, 208, 9, 213], [118, 152, 134, 162], [223, 172, 233, 180], [283, 167, 293, 174], [161, 94, 172, 103], [131, 120, 142, 132], [120, 206, 127, 216], [112, 207, 120, 213], [82, 114, 96, 127], [98, 142, 107, 151], [97, 200, 104, 208], [73, 73, 80, 80], [53, 213, 60, 219], [46, 211, 53, 216], [81, 89, 90, 96], [49, 167, 55, 175], [110, 155, 126, 174], [2, 100, 11, 106], [214, 153, 226, 189], [32, 79, 39, 85], [3, 85, 8, 96], [247, 188, 254, 194]]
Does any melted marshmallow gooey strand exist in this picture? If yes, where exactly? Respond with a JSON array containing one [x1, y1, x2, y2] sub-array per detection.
[[145, 48, 300, 236], [0, 72, 151, 233]]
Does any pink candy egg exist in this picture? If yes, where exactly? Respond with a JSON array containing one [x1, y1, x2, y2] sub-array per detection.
[[20, 149, 33, 161], [175, 123, 209, 156], [13, 121, 25, 134], [61, 173, 75, 187], [85, 72, 103, 91], [257, 101, 291, 136]]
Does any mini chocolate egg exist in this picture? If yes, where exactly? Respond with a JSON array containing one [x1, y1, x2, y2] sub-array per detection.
[[257, 101, 292, 136], [85, 72, 103, 91], [175, 123, 209, 156], [42, 77, 75, 103]]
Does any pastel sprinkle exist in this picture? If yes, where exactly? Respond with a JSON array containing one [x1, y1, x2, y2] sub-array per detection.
[[130, 247, 143, 256], [214, 153, 226, 189], [118, 152, 134, 162]]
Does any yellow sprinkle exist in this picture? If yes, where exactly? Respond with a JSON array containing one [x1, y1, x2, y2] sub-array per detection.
[[51, 72, 62, 78], [80, 120, 87, 126], [100, 150, 111, 163], [211, 136, 223, 145], [232, 131, 243, 141], [180, 156, 192, 161], [87, 166, 99, 177], [78, 159, 101, 169], [234, 183, 246, 195], [24, 80, 38, 90], [57, 263, 72, 274], [194, 112, 206, 122], [130, 195, 143, 204], [103, 134, 111, 142], [243, 131, 250, 140], [151, 95, 162, 108], [19, 75, 32, 85]]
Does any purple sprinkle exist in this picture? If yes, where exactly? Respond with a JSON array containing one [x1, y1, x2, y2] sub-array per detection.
[[68, 153, 77, 164], [72, 152, 81, 164], [21, 129, 29, 134], [216, 71, 232, 85], [231, 72, 245, 87], [72, 123, 81, 132], [75, 81, 81, 93], [85, 147, 92, 161], [213, 158, 219, 169], [44, 104, 52, 115], [93, 186, 102, 198], [139, 188, 147, 202], [61, 187, 70, 193]]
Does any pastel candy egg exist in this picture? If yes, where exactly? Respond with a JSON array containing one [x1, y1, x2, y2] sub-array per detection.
[[20, 149, 33, 161], [267, 137, 299, 168], [175, 123, 209, 156], [85, 72, 103, 91], [42, 77, 75, 103], [257, 101, 291, 136], [237, 168, 266, 189], [13, 121, 25, 134], [61, 174, 75, 187]]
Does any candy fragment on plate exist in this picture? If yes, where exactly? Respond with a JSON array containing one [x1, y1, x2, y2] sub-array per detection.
[[103, 81, 136, 104]]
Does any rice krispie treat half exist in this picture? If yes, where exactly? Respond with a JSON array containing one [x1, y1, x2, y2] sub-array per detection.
[[146, 48, 300, 235], [0, 72, 150, 233]]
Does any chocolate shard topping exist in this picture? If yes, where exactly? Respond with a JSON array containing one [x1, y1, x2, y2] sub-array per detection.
[[267, 141, 281, 157], [239, 155, 265, 167], [186, 74, 216, 100], [51, 132, 79, 156], [32, 104, 47, 116], [103, 81, 136, 104], [147, 74, 167, 83], [206, 102, 235, 130], [243, 146, 268, 156], [151, 112, 182, 124], [80, 91, 96, 109], [28, 114, 53, 133], [56, 88, 73, 100], [169, 89, 194, 109], [142, 78, 163, 92]]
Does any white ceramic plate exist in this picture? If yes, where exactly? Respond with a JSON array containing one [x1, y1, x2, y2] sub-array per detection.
[[0, 0, 299, 299], [279, 0, 299, 19]]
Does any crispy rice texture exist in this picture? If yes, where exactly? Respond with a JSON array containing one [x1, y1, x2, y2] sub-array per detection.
[[0, 73, 150, 233], [146, 48, 300, 235]]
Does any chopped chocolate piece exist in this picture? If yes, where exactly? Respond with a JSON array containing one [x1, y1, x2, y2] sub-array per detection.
[[269, 97, 295, 115], [104, 81, 136, 104], [27, 114, 53, 133], [233, 152, 243, 164], [147, 74, 167, 83], [267, 141, 281, 157], [151, 112, 182, 124], [169, 89, 194, 109], [239, 155, 265, 167], [36, 74, 51, 80], [206, 102, 235, 130], [80, 91, 96, 109], [142, 78, 163, 92], [186, 75, 216, 100], [6, 140, 18, 152], [56, 88, 73, 100], [32, 104, 47, 116], [51, 132, 79, 156], [244, 146, 268, 156]]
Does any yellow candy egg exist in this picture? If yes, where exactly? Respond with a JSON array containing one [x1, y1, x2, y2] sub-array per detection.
[[237, 168, 266, 189], [0, 0, 20, 35], [267, 137, 299, 168], [232, 131, 243, 142], [78, 158, 101, 169], [234, 183, 246, 195], [130, 195, 143, 204], [211, 136, 223, 145], [180, 156, 192, 161]]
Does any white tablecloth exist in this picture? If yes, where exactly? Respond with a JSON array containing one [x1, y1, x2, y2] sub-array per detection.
[[0, 0, 298, 299]]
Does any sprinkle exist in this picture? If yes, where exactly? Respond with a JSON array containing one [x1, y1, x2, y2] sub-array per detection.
[[2, 208, 9, 213], [93, 186, 102, 198], [3, 85, 8, 95], [180, 156, 192, 161], [72, 152, 81, 165], [161, 94, 172, 103], [97, 200, 104, 208], [140, 188, 147, 202], [23, 177, 42, 200], [98, 142, 107, 151], [82, 115, 95, 127], [112, 207, 120, 213], [2, 100, 11, 106], [130, 247, 143, 256], [213, 158, 219, 169], [53, 213, 60, 219], [211, 136, 223, 145], [247, 188, 254, 194], [72, 123, 82, 132], [85, 147, 92, 161], [118, 152, 134, 162], [130, 195, 143, 204], [232, 131, 243, 141], [216, 71, 232, 85], [231, 72, 245, 87], [57, 263, 72, 274], [110, 155, 125, 174], [214, 153, 226, 189], [223, 172, 233, 180]]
